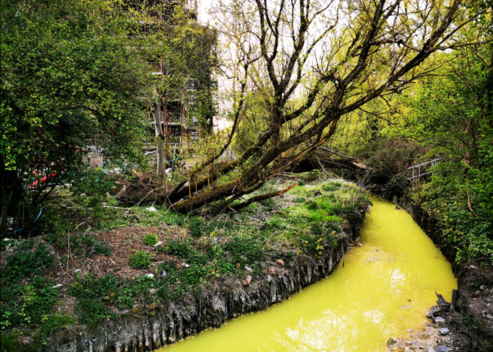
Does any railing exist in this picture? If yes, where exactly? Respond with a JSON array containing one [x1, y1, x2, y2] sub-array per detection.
[[406, 158, 441, 181]]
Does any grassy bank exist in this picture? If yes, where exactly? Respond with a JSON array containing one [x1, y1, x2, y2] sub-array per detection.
[[0, 173, 369, 350]]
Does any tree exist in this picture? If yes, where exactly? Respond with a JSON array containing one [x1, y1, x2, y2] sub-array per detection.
[[125, 0, 217, 176], [163, 0, 479, 213], [402, 7, 493, 263], [0, 0, 151, 235]]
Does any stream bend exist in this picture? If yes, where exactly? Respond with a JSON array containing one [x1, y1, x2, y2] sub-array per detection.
[[157, 199, 457, 352]]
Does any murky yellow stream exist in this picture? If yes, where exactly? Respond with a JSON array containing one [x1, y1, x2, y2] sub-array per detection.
[[157, 199, 456, 352]]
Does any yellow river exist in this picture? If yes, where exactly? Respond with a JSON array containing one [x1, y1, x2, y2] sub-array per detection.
[[157, 199, 457, 352]]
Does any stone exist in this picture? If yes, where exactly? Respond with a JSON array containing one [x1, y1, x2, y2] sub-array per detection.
[[387, 337, 397, 346], [242, 275, 252, 286], [434, 345, 450, 352], [427, 306, 441, 318], [438, 328, 450, 336], [433, 316, 446, 324]]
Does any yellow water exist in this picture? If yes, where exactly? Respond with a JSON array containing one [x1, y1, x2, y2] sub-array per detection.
[[157, 199, 457, 352]]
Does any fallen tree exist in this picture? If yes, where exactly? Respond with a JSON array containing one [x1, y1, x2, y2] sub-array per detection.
[[122, 0, 481, 213]]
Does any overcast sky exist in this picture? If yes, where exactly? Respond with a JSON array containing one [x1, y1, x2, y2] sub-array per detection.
[[197, 0, 215, 26]]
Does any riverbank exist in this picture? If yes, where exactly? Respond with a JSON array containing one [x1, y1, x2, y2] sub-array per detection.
[[156, 197, 456, 352], [0, 175, 370, 351], [382, 196, 493, 352]]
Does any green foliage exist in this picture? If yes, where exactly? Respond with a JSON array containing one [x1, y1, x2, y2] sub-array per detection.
[[1, 240, 54, 281], [0, 240, 61, 335], [223, 236, 264, 266], [143, 233, 158, 246], [38, 314, 75, 340], [0, 0, 150, 234], [47, 233, 111, 258], [188, 217, 207, 238], [270, 180, 369, 256], [0, 277, 59, 331], [69, 273, 157, 325], [404, 45, 493, 264], [69, 169, 119, 224], [129, 250, 154, 269], [69, 274, 120, 326]]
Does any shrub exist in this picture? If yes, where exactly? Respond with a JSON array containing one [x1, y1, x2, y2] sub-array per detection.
[[223, 236, 263, 265], [0, 277, 59, 330], [129, 251, 153, 269], [1, 240, 54, 281], [143, 233, 158, 246]]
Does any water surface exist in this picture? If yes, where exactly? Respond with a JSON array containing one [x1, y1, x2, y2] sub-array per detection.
[[157, 199, 456, 352]]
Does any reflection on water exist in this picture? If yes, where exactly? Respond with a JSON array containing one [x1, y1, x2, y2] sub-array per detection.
[[157, 199, 456, 352]]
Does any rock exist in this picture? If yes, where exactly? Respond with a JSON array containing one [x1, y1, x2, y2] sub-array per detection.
[[387, 337, 397, 346], [434, 345, 450, 352], [242, 275, 252, 286], [275, 259, 285, 266], [438, 328, 450, 336], [433, 316, 446, 324], [427, 306, 441, 318]]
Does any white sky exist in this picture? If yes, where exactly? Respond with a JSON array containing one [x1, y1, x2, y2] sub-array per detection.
[[197, 0, 215, 26]]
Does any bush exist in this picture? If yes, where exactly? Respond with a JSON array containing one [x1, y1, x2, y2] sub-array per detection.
[[143, 233, 158, 246], [1, 240, 54, 281], [0, 277, 59, 330], [129, 251, 153, 269], [223, 236, 263, 265]]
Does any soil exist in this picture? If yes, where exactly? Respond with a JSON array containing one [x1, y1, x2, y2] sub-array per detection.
[[48, 225, 189, 285]]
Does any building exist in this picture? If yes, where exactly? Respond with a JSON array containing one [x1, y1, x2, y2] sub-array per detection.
[[128, 0, 217, 174]]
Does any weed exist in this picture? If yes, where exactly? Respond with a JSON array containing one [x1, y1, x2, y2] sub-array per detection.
[[322, 183, 341, 192], [223, 236, 264, 266], [0, 277, 59, 331], [38, 314, 75, 341], [129, 251, 153, 269], [48, 233, 111, 257], [1, 240, 54, 281], [69, 274, 120, 326], [143, 233, 158, 246]]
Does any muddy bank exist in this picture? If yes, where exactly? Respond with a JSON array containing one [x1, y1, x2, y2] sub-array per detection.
[[46, 213, 365, 352]]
